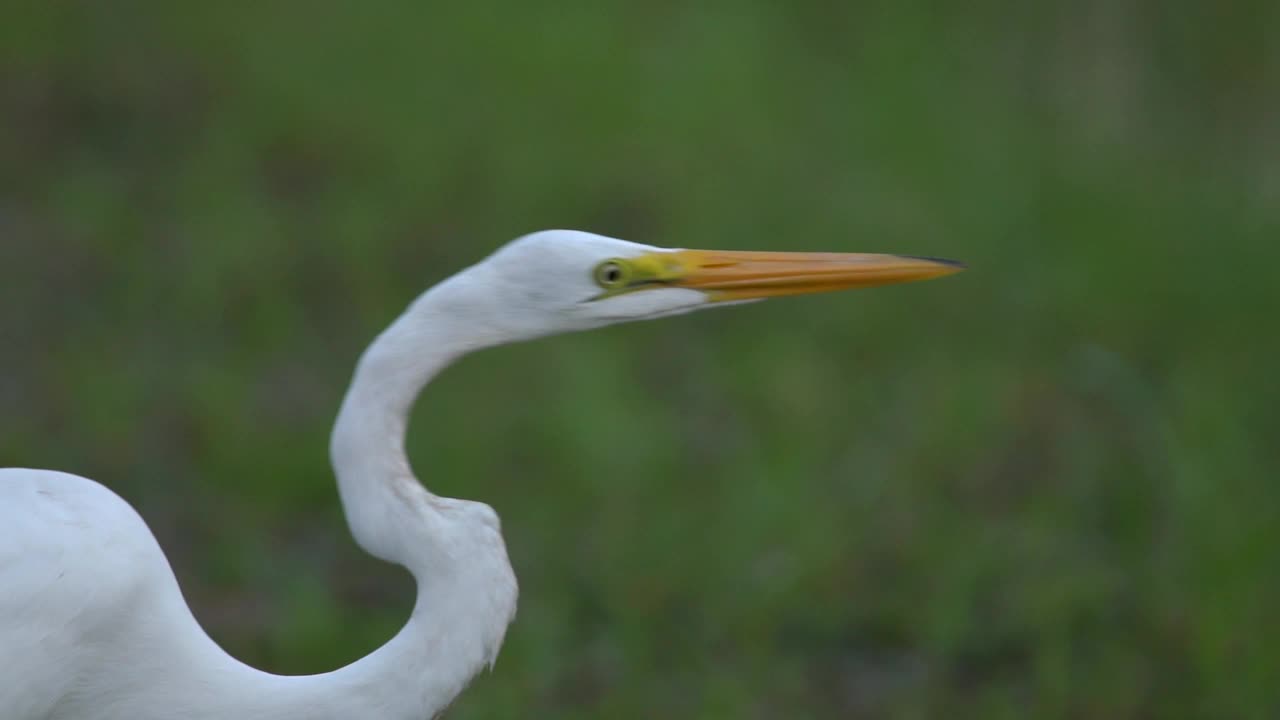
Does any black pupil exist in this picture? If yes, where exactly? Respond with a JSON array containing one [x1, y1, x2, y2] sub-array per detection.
[[603, 265, 621, 283]]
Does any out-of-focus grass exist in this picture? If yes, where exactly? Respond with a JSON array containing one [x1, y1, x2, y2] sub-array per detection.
[[2, 1, 1277, 717]]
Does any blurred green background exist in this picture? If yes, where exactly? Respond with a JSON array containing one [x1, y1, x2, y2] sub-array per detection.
[[2, 1, 1277, 717]]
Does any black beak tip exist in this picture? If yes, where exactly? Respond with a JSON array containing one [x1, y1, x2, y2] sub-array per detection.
[[897, 254, 967, 270]]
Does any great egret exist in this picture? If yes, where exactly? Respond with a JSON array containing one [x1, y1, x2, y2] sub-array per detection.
[[0, 230, 961, 719]]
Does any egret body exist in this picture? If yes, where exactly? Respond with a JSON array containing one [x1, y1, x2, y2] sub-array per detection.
[[0, 230, 961, 719]]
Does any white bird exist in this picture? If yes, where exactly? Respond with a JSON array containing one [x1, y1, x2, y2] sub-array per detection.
[[0, 230, 961, 719]]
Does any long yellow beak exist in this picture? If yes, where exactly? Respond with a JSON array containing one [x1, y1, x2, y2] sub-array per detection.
[[640, 249, 964, 301]]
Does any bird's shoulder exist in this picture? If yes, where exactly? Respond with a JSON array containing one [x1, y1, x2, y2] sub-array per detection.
[[0, 468, 164, 615], [0, 468, 177, 717]]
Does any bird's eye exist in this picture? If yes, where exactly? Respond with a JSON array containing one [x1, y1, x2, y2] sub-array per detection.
[[593, 260, 629, 289]]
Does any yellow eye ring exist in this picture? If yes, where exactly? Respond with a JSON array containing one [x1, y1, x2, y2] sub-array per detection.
[[593, 260, 629, 289]]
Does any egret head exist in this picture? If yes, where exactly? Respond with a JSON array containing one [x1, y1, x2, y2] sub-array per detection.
[[440, 229, 963, 345]]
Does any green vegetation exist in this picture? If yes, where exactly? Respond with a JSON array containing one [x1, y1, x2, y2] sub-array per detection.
[[2, 2, 1276, 717]]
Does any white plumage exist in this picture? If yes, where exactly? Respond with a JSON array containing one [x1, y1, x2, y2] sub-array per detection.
[[1, 230, 959, 719]]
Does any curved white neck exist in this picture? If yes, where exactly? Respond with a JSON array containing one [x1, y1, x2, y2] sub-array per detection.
[[327, 277, 510, 718], [330, 284, 475, 568], [127, 277, 516, 720]]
